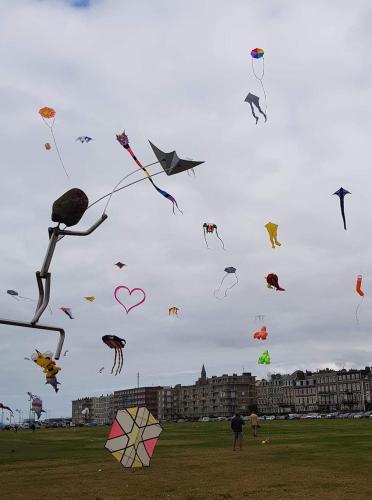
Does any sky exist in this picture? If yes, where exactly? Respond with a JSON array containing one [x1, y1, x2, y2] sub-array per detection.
[[1, 0, 372, 418]]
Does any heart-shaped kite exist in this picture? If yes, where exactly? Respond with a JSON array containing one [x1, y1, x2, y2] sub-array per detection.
[[114, 285, 146, 314]]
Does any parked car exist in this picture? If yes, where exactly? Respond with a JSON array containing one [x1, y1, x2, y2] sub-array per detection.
[[265, 415, 275, 421], [362, 411, 372, 418], [200, 417, 210, 422], [353, 413, 364, 419], [288, 414, 300, 420], [275, 415, 287, 420]]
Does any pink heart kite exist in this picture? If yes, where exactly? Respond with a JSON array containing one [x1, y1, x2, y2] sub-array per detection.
[[114, 285, 146, 314]]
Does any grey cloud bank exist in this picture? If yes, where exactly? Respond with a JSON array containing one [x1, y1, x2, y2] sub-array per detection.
[[0, 0, 371, 417]]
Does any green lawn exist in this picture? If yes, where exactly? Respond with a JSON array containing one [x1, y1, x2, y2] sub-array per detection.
[[1, 420, 372, 499]]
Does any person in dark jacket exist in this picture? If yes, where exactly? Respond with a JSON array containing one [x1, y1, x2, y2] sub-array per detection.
[[231, 413, 245, 450]]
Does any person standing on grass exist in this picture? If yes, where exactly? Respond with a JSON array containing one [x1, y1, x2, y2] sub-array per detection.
[[250, 411, 259, 437], [231, 412, 245, 451]]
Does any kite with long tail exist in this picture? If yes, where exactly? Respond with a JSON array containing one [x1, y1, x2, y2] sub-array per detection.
[[116, 131, 181, 213], [333, 187, 350, 230]]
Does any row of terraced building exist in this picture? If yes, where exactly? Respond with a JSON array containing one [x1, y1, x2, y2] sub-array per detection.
[[71, 365, 372, 423]]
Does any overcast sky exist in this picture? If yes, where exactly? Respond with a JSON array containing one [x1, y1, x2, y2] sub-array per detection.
[[1, 0, 372, 418]]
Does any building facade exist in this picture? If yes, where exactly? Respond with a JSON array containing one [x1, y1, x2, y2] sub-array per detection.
[[113, 387, 162, 418], [72, 395, 114, 425], [158, 365, 257, 420], [256, 367, 372, 414], [72, 387, 162, 425]]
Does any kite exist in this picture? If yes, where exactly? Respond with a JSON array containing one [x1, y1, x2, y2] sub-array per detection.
[[7, 289, 53, 316], [333, 187, 350, 230], [0, 403, 13, 415], [102, 335, 126, 375], [60, 307, 74, 319], [84, 296, 95, 302], [255, 315, 265, 321], [355, 274, 365, 324], [253, 325, 268, 340], [82, 407, 90, 421], [63, 350, 69, 357], [24, 357, 30, 360], [115, 262, 126, 269], [214, 267, 239, 298], [266, 273, 285, 291], [98, 367, 105, 373], [7, 289, 33, 301], [244, 93, 267, 124], [258, 350, 271, 365], [249, 48, 267, 120], [44, 143, 51, 150], [76, 136, 93, 143], [356, 275, 364, 297], [31, 350, 61, 393], [116, 131, 181, 213], [38, 107, 69, 178], [265, 222, 281, 249], [202, 223, 225, 250], [105, 407, 163, 468], [149, 141, 204, 176], [168, 307, 179, 317], [27, 393, 45, 420], [114, 285, 146, 314]]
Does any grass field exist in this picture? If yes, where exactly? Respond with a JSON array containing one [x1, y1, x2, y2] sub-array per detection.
[[1, 420, 372, 499]]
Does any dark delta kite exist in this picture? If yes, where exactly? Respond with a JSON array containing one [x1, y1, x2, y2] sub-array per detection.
[[333, 187, 350, 230]]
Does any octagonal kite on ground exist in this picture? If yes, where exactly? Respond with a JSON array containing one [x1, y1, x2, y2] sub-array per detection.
[[105, 407, 162, 468]]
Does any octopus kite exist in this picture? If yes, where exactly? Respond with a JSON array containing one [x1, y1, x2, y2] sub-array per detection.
[[265, 222, 281, 249], [266, 273, 285, 291], [202, 223, 225, 249], [102, 335, 126, 376], [214, 267, 239, 298]]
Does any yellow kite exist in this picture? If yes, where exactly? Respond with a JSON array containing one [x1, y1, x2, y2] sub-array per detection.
[[265, 222, 281, 249]]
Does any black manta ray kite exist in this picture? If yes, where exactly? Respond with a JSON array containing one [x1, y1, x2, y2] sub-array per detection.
[[333, 187, 350, 230], [244, 93, 267, 124], [148, 141, 204, 176]]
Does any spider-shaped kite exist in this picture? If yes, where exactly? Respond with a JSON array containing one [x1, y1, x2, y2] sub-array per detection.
[[202, 223, 225, 249], [102, 335, 126, 376]]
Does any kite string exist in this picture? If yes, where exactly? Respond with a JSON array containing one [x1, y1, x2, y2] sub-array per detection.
[[88, 165, 163, 212], [251, 57, 267, 114], [355, 295, 364, 325], [42, 117, 69, 179]]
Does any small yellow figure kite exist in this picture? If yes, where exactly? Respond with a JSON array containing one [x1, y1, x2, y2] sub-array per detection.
[[168, 307, 179, 317], [85, 296, 96, 302], [265, 222, 281, 249]]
